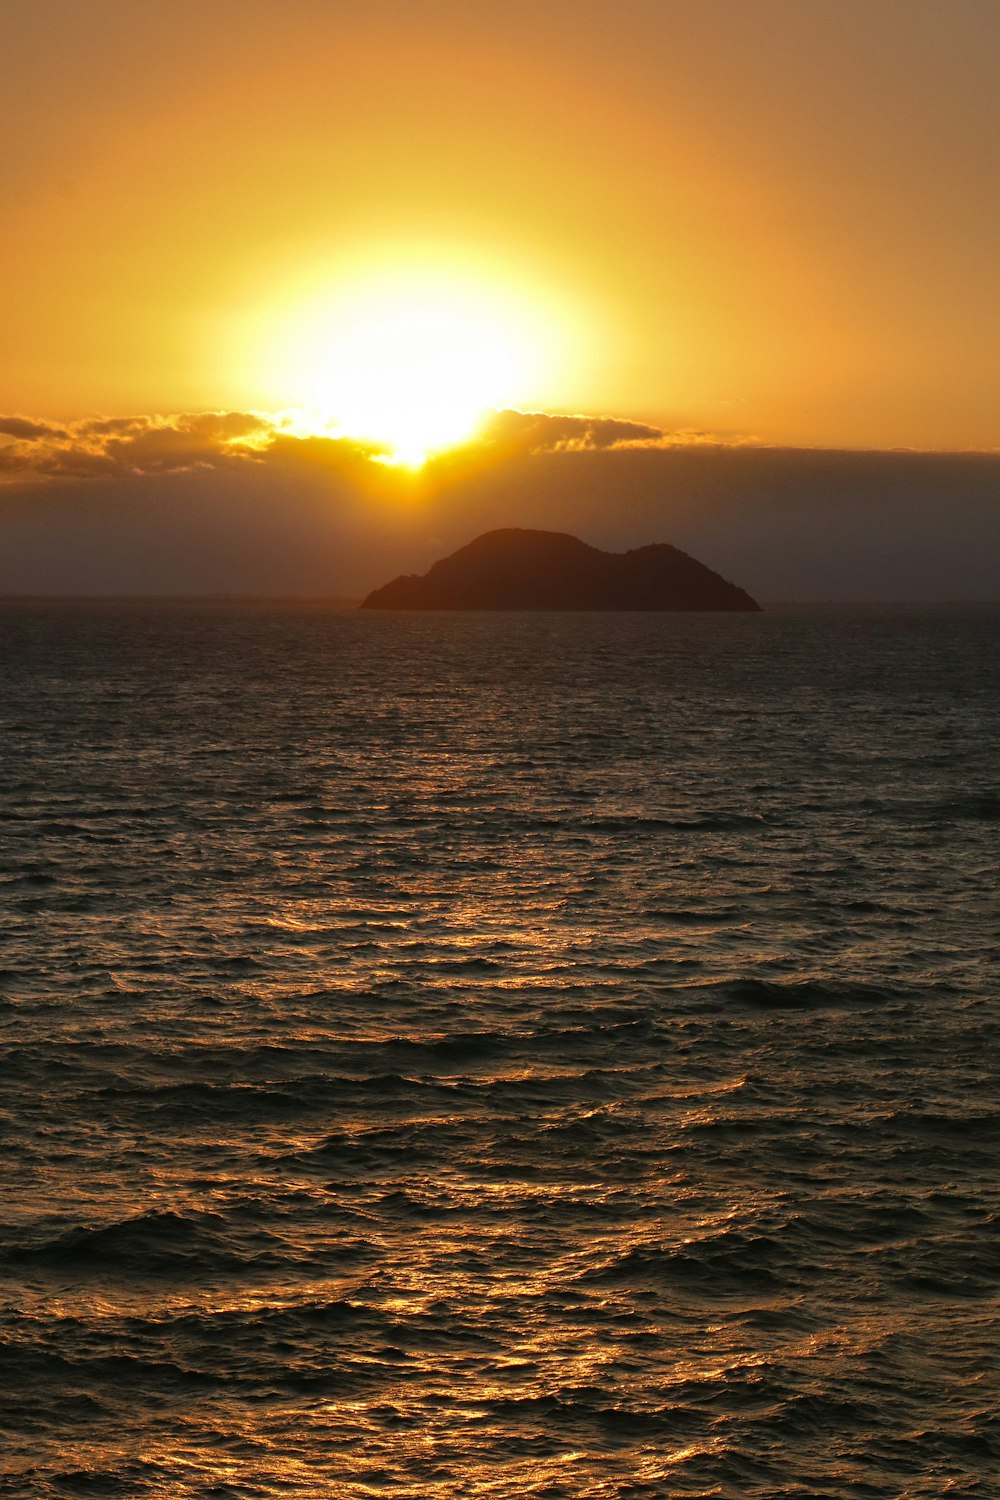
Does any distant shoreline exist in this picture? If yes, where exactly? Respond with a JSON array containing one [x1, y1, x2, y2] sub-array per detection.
[[2, 596, 1000, 610]]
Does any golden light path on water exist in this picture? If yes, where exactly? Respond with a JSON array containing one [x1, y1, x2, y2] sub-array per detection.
[[3, 608, 997, 1497]]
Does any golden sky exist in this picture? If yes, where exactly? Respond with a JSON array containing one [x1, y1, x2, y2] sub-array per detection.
[[3, 0, 999, 452]]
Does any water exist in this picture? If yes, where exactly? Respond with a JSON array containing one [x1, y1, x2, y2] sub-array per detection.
[[1, 603, 998, 1498]]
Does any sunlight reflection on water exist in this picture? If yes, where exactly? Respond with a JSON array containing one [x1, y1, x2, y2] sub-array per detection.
[[1, 605, 998, 1497]]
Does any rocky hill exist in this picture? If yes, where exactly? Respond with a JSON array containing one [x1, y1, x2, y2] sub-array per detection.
[[360, 528, 760, 611]]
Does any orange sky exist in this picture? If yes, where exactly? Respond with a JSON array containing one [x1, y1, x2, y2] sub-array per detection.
[[2, 0, 999, 451]]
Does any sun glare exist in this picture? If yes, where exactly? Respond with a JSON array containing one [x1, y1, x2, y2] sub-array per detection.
[[250, 255, 567, 465], [315, 301, 518, 466]]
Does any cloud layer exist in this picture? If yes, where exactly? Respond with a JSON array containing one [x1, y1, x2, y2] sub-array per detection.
[[0, 410, 274, 480], [0, 407, 696, 483]]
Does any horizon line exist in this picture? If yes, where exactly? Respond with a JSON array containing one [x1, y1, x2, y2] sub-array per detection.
[[3, 594, 1000, 610]]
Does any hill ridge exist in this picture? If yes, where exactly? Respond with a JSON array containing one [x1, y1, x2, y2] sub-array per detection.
[[360, 528, 760, 611]]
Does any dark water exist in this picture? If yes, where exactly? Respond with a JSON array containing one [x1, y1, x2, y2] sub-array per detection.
[[1, 603, 998, 1498]]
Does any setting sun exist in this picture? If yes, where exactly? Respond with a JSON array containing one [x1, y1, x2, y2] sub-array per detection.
[[313, 301, 517, 466], [248, 258, 567, 465]]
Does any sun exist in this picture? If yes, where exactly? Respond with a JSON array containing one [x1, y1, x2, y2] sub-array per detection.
[[249, 255, 567, 465], [314, 296, 521, 466]]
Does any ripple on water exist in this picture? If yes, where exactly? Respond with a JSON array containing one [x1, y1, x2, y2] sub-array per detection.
[[1, 605, 998, 1497]]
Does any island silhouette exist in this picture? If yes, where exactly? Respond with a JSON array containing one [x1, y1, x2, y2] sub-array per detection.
[[361, 528, 761, 611]]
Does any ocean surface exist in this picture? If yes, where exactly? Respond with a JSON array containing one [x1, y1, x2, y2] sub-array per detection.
[[1, 602, 998, 1499]]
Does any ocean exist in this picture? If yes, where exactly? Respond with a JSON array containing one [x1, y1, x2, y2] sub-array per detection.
[[1, 603, 997, 1498]]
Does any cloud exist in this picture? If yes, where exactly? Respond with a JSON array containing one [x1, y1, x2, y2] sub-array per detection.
[[0, 408, 412, 483], [0, 409, 275, 480], [475, 408, 668, 454], [0, 415, 69, 440], [97, 412, 272, 474], [0, 404, 738, 485], [469, 409, 761, 458]]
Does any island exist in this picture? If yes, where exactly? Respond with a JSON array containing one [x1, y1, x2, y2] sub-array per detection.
[[360, 528, 761, 611]]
